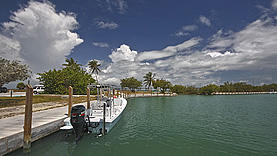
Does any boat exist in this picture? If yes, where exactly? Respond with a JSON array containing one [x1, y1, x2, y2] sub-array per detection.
[[60, 84, 127, 141]]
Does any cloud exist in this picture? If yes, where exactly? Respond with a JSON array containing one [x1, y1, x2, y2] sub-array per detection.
[[96, 21, 119, 29], [109, 44, 137, 62], [0, 1, 83, 74], [208, 29, 234, 48], [114, 0, 128, 14], [94, 0, 128, 14], [182, 25, 198, 31], [173, 24, 197, 37], [173, 31, 190, 37], [272, 0, 277, 10], [199, 15, 211, 26], [136, 37, 201, 61], [100, 5, 277, 86], [93, 42, 109, 48]]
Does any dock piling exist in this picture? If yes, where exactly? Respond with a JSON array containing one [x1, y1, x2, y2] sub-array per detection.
[[23, 84, 33, 152], [68, 86, 73, 117], [87, 87, 90, 109]]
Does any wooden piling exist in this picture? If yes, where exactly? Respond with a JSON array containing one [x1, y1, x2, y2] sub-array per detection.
[[10, 90, 13, 97], [68, 86, 73, 117], [103, 102, 106, 135], [87, 87, 90, 109], [23, 84, 33, 152], [100, 88, 102, 101]]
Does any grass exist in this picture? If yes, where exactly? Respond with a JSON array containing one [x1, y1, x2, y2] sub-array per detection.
[[0, 95, 96, 108]]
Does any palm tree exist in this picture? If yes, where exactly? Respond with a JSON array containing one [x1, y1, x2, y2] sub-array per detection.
[[143, 72, 156, 89], [62, 57, 81, 68], [88, 60, 101, 83]]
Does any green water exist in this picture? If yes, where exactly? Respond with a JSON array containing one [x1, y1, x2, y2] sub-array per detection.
[[7, 95, 277, 156]]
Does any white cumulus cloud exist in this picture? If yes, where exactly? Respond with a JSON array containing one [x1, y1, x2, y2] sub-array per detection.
[[0, 1, 83, 74], [109, 44, 137, 62]]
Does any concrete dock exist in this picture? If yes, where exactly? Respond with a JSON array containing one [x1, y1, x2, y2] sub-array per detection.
[[0, 103, 80, 156]]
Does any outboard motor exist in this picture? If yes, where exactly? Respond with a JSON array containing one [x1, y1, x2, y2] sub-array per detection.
[[70, 105, 86, 141]]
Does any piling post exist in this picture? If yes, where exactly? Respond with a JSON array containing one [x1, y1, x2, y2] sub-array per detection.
[[135, 89, 136, 97], [10, 89, 13, 97], [68, 86, 73, 117], [100, 88, 102, 101], [117, 89, 119, 97], [23, 84, 33, 152], [103, 102, 106, 135], [87, 87, 90, 109]]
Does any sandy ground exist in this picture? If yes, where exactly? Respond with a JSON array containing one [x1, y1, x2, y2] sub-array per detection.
[[0, 101, 68, 119]]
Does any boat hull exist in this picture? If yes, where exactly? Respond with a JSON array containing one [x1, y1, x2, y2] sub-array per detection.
[[60, 97, 127, 136]]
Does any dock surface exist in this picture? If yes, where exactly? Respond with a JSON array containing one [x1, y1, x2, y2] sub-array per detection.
[[0, 104, 75, 155]]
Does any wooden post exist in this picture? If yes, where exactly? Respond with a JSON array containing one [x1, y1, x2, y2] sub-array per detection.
[[100, 88, 102, 101], [23, 84, 33, 152], [135, 89, 136, 97], [103, 102, 106, 135], [87, 87, 90, 109], [10, 89, 13, 97], [143, 89, 144, 97], [106, 90, 109, 97], [117, 89, 119, 97], [68, 86, 73, 117]]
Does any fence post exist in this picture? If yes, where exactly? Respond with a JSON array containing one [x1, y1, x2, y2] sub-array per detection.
[[23, 84, 33, 152], [68, 86, 73, 117], [87, 87, 90, 109]]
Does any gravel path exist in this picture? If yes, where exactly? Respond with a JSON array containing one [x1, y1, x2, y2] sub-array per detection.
[[0, 102, 69, 119]]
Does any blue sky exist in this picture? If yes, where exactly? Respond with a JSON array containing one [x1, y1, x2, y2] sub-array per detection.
[[1, 0, 277, 87]]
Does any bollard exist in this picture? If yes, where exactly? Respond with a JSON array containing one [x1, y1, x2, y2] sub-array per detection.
[[23, 84, 33, 152]]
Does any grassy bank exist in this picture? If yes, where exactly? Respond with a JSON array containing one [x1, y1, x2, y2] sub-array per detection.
[[0, 95, 96, 108]]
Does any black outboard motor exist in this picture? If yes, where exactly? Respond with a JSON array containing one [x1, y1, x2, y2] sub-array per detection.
[[70, 105, 86, 141]]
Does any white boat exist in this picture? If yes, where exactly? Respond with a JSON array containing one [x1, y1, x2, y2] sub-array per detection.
[[60, 85, 127, 141]]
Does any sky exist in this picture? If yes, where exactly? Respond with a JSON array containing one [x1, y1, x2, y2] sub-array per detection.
[[1, 0, 277, 88]]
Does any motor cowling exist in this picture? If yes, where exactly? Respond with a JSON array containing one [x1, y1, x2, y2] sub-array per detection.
[[70, 105, 86, 141]]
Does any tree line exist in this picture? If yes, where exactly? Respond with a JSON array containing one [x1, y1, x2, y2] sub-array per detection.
[[171, 82, 277, 95], [120, 74, 277, 95]]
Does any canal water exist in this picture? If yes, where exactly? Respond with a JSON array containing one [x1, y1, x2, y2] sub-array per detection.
[[7, 95, 277, 156]]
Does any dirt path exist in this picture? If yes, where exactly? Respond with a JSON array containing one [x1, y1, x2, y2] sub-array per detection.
[[0, 101, 70, 119]]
